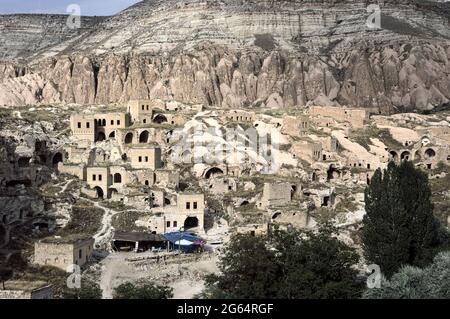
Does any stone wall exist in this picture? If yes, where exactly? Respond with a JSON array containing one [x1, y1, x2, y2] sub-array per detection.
[[34, 238, 94, 272], [309, 106, 368, 128], [257, 182, 293, 210]]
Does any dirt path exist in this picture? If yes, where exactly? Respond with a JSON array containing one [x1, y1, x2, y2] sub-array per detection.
[[98, 253, 125, 299], [57, 179, 74, 195], [92, 202, 120, 248]]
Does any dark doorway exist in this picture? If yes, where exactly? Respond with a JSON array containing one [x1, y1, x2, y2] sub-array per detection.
[[205, 167, 224, 179], [94, 187, 104, 199], [139, 131, 149, 143], [52, 153, 63, 167], [184, 217, 199, 229], [125, 133, 133, 144], [114, 173, 122, 183], [97, 132, 106, 142], [153, 114, 168, 124]]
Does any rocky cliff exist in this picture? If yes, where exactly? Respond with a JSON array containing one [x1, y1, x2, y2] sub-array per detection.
[[0, 0, 450, 112]]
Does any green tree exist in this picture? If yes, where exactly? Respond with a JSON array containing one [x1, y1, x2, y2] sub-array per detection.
[[0, 267, 13, 290], [202, 233, 279, 299], [201, 224, 363, 299], [363, 251, 450, 299], [113, 282, 173, 299], [362, 161, 440, 277], [271, 224, 363, 299], [63, 279, 103, 299]]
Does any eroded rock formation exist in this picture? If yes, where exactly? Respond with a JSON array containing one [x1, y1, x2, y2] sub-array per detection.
[[0, 0, 449, 112]]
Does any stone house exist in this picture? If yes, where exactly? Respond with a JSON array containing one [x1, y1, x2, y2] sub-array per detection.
[[292, 140, 323, 163], [0, 281, 53, 299], [207, 177, 237, 194], [128, 99, 155, 124], [129, 146, 162, 170], [236, 224, 268, 236], [70, 112, 130, 143], [282, 115, 310, 137], [257, 182, 297, 210], [34, 236, 94, 272], [143, 193, 206, 234]]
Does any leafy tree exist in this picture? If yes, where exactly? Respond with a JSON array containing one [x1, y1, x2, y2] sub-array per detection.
[[362, 161, 440, 277], [202, 233, 279, 299], [63, 279, 103, 299], [271, 224, 363, 299], [363, 251, 450, 299], [113, 282, 173, 299], [0, 267, 13, 290], [201, 223, 363, 299]]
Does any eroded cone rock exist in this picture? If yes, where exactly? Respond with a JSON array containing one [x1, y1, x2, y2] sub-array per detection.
[[0, 0, 448, 112]]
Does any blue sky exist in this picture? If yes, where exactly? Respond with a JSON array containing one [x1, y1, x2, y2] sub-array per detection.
[[0, 0, 142, 16]]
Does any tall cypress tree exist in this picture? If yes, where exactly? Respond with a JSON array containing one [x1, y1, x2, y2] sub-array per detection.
[[362, 161, 439, 277]]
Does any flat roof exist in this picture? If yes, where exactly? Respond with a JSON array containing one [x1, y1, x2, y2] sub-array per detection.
[[113, 231, 166, 242], [3, 281, 51, 292], [40, 234, 93, 245]]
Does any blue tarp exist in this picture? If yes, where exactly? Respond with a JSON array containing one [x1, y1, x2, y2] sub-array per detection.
[[163, 232, 206, 253]]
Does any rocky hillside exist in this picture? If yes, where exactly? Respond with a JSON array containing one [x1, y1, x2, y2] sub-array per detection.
[[0, 14, 102, 61], [0, 0, 450, 112]]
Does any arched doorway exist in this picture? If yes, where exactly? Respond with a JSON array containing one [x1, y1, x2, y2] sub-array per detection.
[[114, 173, 122, 184], [424, 148, 436, 159], [400, 151, 411, 161], [124, 132, 133, 144], [184, 217, 199, 230], [139, 130, 149, 143], [108, 188, 118, 198], [327, 165, 340, 182], [94, 187, 104, 199], [204, 167, 224, 179], [97, 132, 106, 142], [153, 114, 168, 124], [389, 151, 398, 162], [52, 153, 63, 167], [109, 131, 116, 139]]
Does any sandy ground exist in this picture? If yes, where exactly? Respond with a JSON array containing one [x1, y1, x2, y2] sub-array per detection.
[[170, 280, 205, 299], [96, 217, 229, 299], [98, 251, 219, 299]]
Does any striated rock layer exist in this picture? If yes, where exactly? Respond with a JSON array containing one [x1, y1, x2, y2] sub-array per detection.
[[0, 0, 449, 112]]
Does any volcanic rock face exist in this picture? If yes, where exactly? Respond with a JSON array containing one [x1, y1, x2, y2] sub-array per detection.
[[0, 0, 450, 112]]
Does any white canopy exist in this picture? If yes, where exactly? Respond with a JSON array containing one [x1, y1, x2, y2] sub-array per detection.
[[174, 239, 194, 246]]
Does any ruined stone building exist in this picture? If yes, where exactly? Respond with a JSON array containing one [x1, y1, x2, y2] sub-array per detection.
[[138, 193, 206, 234], [308, 105, 369, 128], [62, 100, 181, 199], [223, 110, 256, 122], [0, 136, 61, 248], [34, 235, 94, 272], [257, 182, 298, 210], [292, 140, 323, 163], [0, 281, 53, 299], [282, 115, 310, 137]]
